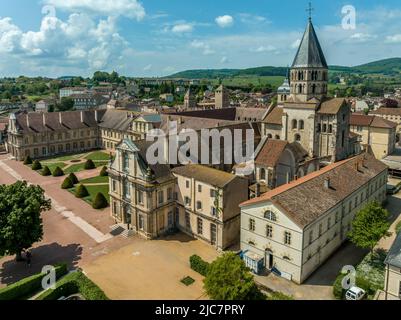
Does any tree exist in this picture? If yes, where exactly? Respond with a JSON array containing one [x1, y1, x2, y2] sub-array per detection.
[[75, 184, 89, 198], [348, 201, 391, 254], [68, 173, 79, 185], [92, 193, 108, 209], [23, 156, 33, 165], [41, 166, 51, 176], [31, 160, 42, 170], [99, 166, 108, 177], [203, 252, 265, 300], [0, 181, 51, 260], [84, 159, 96, 170], [61, 177, 74, 189], [58, 97, 74, 111], [52, 166, 64, 177]]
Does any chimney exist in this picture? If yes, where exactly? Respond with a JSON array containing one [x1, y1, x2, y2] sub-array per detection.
[[26, 114, 30, 129], [255, 183, 261, 197], [59, 112, 62, 125], [42, 113, 46, 127], [95, 110, 99, 123], [324, 177, 330, 189], [80, 111, 84, 123]]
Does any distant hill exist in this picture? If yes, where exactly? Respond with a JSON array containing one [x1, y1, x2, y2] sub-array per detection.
[[167, 58, 401, 79]]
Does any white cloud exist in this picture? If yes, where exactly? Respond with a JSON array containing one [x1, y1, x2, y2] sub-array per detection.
[[215, 15, 234, 28], [171, 23, 193, 34], [385, 34, 401, 43], [239, 13, 269, 25], [349, 33, 377, 43], [250, 45, 276, 53], [143, 64, 152, 71], [220, 56, 228, 64], [44, 0, 146, 20], [190, 40, 214, 55]]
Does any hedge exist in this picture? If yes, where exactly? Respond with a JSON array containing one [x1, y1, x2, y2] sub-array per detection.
[[333, 273, 346, 299], [92, 192, 108, 209], [68, 173, 79, 185], [84, 159, 96, 170], [0, 263, 68, 300], [23, 156, 33, 165], [41, 166, 51, 176], [189, 255, 210, 277], [396, 221, 401, 234], [75, 184, 89, 198], [52, 166, 64, 177], [61, 177, 74, 189], [37, 271, 108, 300], [99, 166, 108, 177], [31, 160, 42, 171]]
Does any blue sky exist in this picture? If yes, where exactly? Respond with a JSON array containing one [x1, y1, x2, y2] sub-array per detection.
[[0, 0, 401, 77]]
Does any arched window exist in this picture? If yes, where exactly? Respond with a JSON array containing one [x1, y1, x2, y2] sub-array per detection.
[[294, 134, 301, 142], [264, 210, 277, 222], [317, 123, 321, 133], [298, 84, 303, 94], [275, 135, 280, 140], [299, 120, 304, 130], [312, 84, 316, 94], [322, 124, 327, 132], [267, 134, 272, 139], [292, 119, 298, 129], [328, 124, 333, 133]]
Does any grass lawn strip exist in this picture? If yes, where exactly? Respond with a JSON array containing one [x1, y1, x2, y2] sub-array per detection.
[[80, 176, 109, 184]]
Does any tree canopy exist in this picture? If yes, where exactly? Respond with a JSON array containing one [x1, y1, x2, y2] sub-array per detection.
[[0, 181, 51, 259], [203, 252, 265, 300], [348, 201, 391, 253]]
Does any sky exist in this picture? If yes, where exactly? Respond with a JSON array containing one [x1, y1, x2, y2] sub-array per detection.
[[1, 0, 401, 78]]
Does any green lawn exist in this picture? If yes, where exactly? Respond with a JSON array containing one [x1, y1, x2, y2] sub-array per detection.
[[64, 163, 86, 174], [45, 163, 67, 173], [95, 161, 109, 168], [80, 175, 109, 184], [85, 151, 110, 161], [68, 184, 110, 206]]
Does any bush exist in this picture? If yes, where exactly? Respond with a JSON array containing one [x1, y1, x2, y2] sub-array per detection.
[[189, 255, 210, 277], [52, 166, 64, 177], [92, 192, 108, 209], [267, 292, 294, 300], [84, 159, 96, 170], [99, 166, 108, 177], [23, 156, 33, 165], [31, 160, 42, 171], [61, 177, 74, 190], [68, 173, 79, 185], [396, 221, 401, 234], [37, 272, 108, 300], [41, 166, 51, 176], [75, 184, 89, 198], [0, 263, 68, 300], [333, 273, 346, 300]]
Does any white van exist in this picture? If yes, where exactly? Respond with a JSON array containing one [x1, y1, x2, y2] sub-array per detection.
[[345, 286, 366, 300]]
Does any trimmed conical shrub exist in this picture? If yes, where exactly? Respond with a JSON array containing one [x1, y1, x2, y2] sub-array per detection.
[[31, 160, 42, 170], [68, 172, 79, 185], [92, 192, 108, 209], [84, 159, 96, 170], [52, 166, 64, 177], [75, 184, 89, 198], [41, 166, 51, 176], [99, 166, 108, 177], [23, 155, 33, 165], [61, 177, 73, 189]]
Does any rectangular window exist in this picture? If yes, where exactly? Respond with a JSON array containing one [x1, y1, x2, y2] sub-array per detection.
[[309, 230, 313, 244], [197, 218, 203, 235], [211, 207, 216, 216], [284, 231, 292, 245], [266, 225, 273, 238], [210, 189, 215, 197], [112, 180, 116, 192], [198, 184, 202, 193], [139, 215, 144, 230], [185, 212, 190, 229], [158, 191, 164, 204], [167, 188, 172, 201], [137, 190, 144, 204], [184, 196, 191, 206], [249, 219, 255, 231], [196, 201, 202, 210], [186, 180, 190, 188]]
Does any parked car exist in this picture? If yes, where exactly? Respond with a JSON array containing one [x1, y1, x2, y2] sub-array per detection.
[[345, 286, 366, 300]]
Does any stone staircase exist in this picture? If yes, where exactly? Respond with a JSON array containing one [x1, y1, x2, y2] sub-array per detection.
[[109, 223, 135, 238]]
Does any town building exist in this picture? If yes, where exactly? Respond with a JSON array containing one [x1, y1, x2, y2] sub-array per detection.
[[215, 85, 230, 109], [160, 93, 174, 103], [70, 93, 108, 110], [384, 232, 401, 300], [59, 87, 87, 99], [350, 114, 397, 159], [172, 165, 248, 250], [183, 87, 197, 109], [370, 107, 401, 143], [240, 152, 388, 284], [35, 99, 55, 113]]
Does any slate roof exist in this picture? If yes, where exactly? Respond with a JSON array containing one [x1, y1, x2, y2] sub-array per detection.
[[385, 232, 401, 268], [241, 153, 388, 228], [292, 20, 328, 69], [172, 164, 237, 188], [98, 109, 134, 131]]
